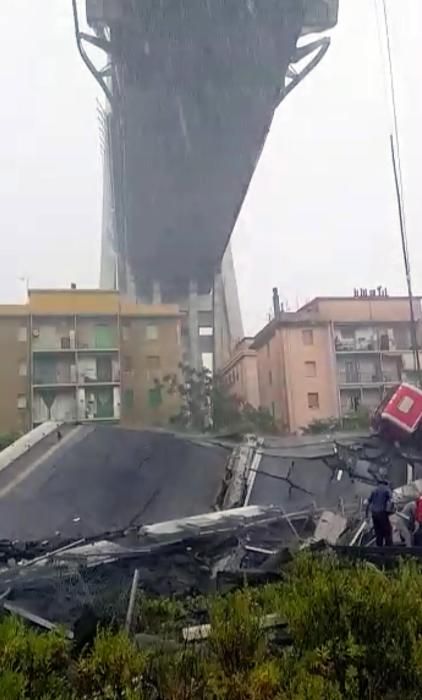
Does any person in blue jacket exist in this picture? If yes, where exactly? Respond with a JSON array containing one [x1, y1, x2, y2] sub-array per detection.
[[366, 478, 394, 546]]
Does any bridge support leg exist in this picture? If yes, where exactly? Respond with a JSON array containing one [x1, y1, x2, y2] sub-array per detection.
[[152, 281, 162, 304], [188, 280, 201, 371]]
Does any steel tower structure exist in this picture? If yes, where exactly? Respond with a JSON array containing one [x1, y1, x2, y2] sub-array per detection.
[[73, 0, 338, 369]]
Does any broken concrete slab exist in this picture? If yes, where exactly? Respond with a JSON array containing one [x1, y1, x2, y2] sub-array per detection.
[[0, 427, 229, 540], [309, 510, 348, 546]]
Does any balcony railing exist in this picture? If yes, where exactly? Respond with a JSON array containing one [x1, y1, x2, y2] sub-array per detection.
[[335, 340, 402, 353], [79, 374, 120, 384], [338, 371, 400, 386]]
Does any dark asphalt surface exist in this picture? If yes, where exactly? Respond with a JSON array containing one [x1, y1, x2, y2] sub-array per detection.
[[250, 456, 371, 512], [0, 427, 227, 540]]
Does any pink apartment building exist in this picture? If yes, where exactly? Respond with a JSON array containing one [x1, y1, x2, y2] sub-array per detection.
[[223, 294, 422, 433]]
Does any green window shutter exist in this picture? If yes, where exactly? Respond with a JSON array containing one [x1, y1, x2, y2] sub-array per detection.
[[148, 386, 162, 408]]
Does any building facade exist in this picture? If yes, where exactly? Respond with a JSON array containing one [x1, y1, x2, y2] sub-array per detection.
[[252, 314, 338, 433], [237, 295, 422, 434], [0, 290, 182, 434], [301, 296, 421, 419], [221, 338, 260, 408]]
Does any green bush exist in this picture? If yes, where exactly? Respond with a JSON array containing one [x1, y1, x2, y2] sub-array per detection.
[[0, 670, 26, 700], [279, 554, 422, 697], [208, 589, 264, 675], [0, 431, 20, 451], [76, 628, 147, 699], [3, 556, 422, 698], [137, 596, 187, 635], [0, 616, 70, 698], [145, 648, 208, 700]]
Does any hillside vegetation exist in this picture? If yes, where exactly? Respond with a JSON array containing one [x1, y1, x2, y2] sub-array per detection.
[[1, 554, 422, 699]]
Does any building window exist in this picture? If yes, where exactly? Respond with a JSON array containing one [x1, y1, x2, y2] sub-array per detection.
[[18, 327, 27, 342], [305, 361, 317, 378], [308, 392, 320, 409], [146, 355, 161, 369], [19, 361, 27, 377], [271, 401, 275, 417], [269, 370, 273, 385], [148, 384, 162, 408], [266, 343, 270, 358], [17, 395, 27, 409], [146, 325, 158, 341], [123, 389, 134, 411], [302, 329, 314, 346], [199, 326, 213, 336], [123, 355, 132, 372]]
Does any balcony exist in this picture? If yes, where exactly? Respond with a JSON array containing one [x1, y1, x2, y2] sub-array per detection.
[[32, 381, 76, 389], [77, 356, 120, 385], [338, 371, 400, 387], [335, 340, 402, 354], [78, 375, 120, 386], [76, 322, 118, 351]]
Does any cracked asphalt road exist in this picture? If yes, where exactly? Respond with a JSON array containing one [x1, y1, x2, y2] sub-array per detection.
[[0, 427, 227, 540], [250, 455, 372, 512]]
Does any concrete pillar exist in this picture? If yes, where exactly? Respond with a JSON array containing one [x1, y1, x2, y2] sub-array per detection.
[[188, 279, 201, 370], [213, 267, 230, 371], [125, 264, 137, 300], [152, 280, 162, 304]]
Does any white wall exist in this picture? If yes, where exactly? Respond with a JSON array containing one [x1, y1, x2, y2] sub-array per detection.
[[113, 387, 121, 419], [77, 387, 86, 420]]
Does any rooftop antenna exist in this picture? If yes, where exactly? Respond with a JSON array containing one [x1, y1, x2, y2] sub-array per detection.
[[381, 0, 421, 384]]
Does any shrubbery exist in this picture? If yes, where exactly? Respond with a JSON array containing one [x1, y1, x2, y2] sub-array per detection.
[[2, 554, 422, 698], [0, 431, 20, 451]]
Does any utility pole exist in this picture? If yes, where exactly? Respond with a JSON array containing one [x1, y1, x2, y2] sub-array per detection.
[[390, 136, 421, 385], [381, 0, 421, 385]]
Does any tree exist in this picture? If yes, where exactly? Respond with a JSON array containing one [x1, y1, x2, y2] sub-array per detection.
[[163, 364, 213, 432], [163, 364, 278, 434]]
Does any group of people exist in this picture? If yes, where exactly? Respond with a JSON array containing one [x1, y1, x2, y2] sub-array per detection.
[[366, 477, 422, 547]]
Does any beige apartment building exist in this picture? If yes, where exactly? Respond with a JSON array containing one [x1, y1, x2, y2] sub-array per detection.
[[224, 294, 422, 434], [0, 289, 183, 434], [221, 338, 260, 408]]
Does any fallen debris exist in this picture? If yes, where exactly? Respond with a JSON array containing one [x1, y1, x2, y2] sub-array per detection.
[[3, 600, 74, 639], [182, 613, 287, 643], [3, 393, 422, 636]]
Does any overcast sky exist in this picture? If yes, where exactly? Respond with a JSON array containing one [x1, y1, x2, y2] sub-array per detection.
[[0, 1, 421, 335]]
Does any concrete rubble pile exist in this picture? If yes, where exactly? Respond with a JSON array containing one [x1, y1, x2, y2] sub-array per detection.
[[1, 384, 422, 637]]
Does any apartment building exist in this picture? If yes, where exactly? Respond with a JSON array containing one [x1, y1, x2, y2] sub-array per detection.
[[232, 293, 422, 434], [252, 313, 338, 432], [0, 289, 182, 434], [301, 296, 420, 418], [221, 338, 260, 408]]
